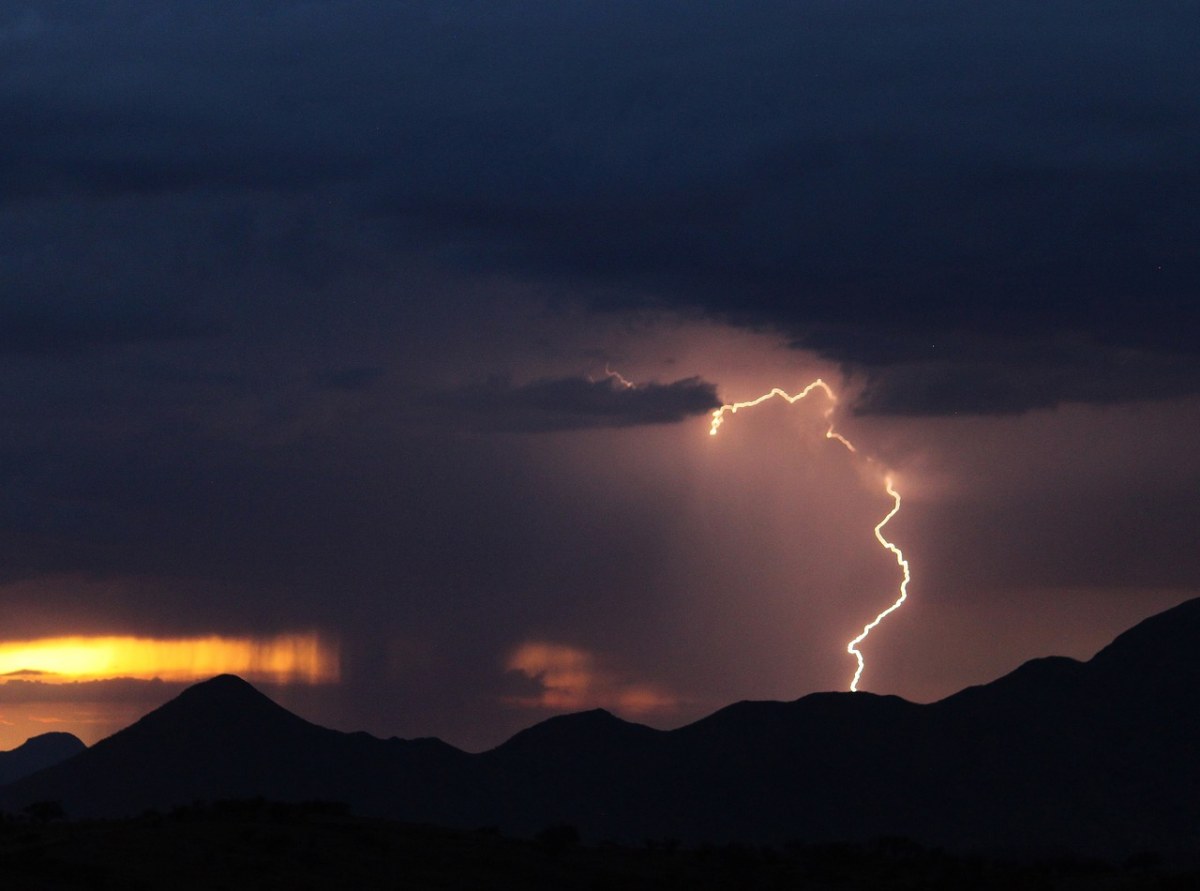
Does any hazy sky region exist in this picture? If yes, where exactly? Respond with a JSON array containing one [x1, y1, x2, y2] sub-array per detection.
[[1, 2, 1198, 751]]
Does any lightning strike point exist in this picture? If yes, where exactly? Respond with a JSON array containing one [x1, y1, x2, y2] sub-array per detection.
[[708, 380, 911, 692], [846, 476, 910, 692]]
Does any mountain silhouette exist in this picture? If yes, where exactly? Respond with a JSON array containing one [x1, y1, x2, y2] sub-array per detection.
[[0, 674, 477, 823], [0, 732, 85, 785], [4, 600, 1200, 860]]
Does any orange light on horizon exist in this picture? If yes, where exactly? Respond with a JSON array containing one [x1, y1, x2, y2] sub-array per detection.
[[505, 641, 676, 715], [0, 633, 339, 684]]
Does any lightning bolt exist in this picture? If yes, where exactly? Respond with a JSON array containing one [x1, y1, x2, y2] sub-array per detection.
[[709, 379, 854, 453], [708, 379, 910, 692], [846, 476, 910, 692], [603, 364, 637, 389]]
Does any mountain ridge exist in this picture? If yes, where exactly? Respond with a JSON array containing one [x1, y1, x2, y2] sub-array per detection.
[[3, 598, 1199, 859]]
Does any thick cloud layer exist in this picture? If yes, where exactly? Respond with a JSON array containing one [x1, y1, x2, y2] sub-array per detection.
[[435, 374, 720, 431], [2, 2, 1196, 411]]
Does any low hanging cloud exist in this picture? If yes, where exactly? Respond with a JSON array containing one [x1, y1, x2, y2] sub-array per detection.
[[0, 676, 176, 704], [503, 641, 676, 716], [434, 373, 721, 432]]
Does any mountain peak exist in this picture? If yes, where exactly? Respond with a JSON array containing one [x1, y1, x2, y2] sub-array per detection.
[[0, 674, 346, 818], [6, 731, 86, 753], [161, 673, 290, 713], [84, 673, 318, 760], [491, 707, 657, 758], [171, 673, 264, 704], [0, 732, 87, 785]]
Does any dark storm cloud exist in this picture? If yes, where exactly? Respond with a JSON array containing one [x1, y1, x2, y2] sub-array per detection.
[[0, 3, 372, 203], [808, 331, 1200, 415], [316, 367, 386, 393], [435, 374, 720, 432], [0, 303, 208, 354], [4, 1, 1197, 410]]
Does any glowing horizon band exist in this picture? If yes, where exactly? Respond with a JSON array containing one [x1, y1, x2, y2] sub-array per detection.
[[708, 379, 909, 692], [0, 633, 339, 684]]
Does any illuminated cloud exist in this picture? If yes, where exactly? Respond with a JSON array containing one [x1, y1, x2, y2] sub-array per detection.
[[435, 374, 720, 432], [0, 634, 338, 684], [504, 641, 676, 716]]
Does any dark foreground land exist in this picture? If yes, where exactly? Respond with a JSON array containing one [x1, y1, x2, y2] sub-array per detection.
[[1, 801, 1194, 890]]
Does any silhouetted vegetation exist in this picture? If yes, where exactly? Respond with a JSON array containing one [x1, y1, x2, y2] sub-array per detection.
[[535, 822, 580, 854], [21, 800, 65, 823], [0, 803, 1196, 889]]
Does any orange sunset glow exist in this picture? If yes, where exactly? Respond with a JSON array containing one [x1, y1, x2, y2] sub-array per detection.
[[0, 634, 339, 684], [505, 641, 676, 715]]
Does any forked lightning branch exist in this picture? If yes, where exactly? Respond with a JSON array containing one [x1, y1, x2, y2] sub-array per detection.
[[708, 380, 911, 692]]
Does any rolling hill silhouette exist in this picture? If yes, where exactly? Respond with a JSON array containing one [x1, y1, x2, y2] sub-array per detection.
[[0, 732, 85, 785], [3, 598, 1199, 859]]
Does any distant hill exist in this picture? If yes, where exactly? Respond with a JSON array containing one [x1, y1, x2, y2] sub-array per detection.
[[4, 598, 1200, 860], [0, 732, 85, 785]]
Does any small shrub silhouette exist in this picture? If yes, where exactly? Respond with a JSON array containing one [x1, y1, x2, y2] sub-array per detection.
[[22, 800, 65, 823], [536, 822, 579, 854]]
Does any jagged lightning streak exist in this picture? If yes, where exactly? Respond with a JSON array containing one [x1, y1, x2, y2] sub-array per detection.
[[846, 476, 910, 691], [587, 364, 639, 389], [709, 379, 855, 453], [708, 379, 909, 692], [604, 364, 637, 389]]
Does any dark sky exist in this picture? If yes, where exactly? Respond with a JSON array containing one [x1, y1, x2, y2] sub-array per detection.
[[2, 1, 1198, 750]]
